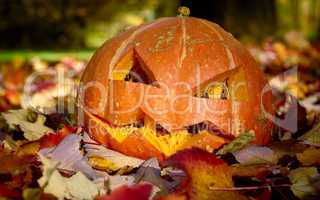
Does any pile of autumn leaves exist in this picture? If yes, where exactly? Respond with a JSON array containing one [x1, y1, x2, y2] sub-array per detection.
[[0, 108, 319, 199]]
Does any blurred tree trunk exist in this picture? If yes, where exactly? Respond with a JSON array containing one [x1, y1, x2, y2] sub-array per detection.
[[180, 0, 277, 41], [180, 0, 227, 25], [224, 0, 277, 40]]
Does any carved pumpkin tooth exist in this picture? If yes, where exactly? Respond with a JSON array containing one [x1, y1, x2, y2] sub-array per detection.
[[78, 16, 273, 160]]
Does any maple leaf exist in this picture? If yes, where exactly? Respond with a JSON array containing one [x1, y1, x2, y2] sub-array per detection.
[[297, 147, 320, 166], [289, 167, 319, 199], [162, 148, 248, 200], [217, 131, 255, 155], [40, 134, 97, 179], [38, 155, 100, 200], [12, 126, 76, 157], [96, 183, 153, 200], [2, 109, 53, 141]]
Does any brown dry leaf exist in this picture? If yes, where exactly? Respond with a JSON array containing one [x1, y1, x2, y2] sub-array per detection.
[[0, 147, 36, 174], [231, 164, 272, 179], [297, 147, 320, 166], [16, 141, 40, 157], [163, 148, 249, 200]]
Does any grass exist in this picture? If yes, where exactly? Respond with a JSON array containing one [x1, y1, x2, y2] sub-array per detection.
[[0, 50, 94, 62]]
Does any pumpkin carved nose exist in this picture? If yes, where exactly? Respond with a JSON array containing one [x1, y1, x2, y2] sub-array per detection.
[[140, 84, 232, 131]]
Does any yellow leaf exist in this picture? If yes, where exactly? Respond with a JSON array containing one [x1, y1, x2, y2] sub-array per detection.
[[297, 147, 320, 166], [88, 156, 119, 172], [16, 141, 40, 157]]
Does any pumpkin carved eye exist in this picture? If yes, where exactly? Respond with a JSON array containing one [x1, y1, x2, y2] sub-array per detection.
[[202, 80, 229, 100], [110, 49, 159, 87], [194, 66, 249, 101]]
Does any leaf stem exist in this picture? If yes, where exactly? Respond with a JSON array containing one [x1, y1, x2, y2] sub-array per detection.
[[209, 184, 291, 191]]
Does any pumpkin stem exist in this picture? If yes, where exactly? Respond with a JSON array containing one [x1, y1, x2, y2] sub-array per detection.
[[178, 6, 190, 17]]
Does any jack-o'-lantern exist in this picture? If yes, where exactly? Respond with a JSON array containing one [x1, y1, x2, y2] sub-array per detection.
[[77, 14, 273, 161]]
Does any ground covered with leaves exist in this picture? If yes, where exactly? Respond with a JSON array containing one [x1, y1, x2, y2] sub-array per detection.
[[0, 32, 320, 200]]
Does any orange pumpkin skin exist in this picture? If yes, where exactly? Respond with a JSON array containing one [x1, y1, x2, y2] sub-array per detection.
[[78, 17, 273, 160]]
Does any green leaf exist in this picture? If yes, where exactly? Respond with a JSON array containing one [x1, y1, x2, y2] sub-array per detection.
[[289, 167, 319, 199], [22, 188, 41, 200], [38, 155, 100, 200], [2, 109, 53, 141], [299, 122, 320, 145], [217, 130, 256, 155]]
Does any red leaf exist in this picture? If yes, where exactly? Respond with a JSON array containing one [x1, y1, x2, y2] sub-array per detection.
[[39, 126, 77, 149], [0, 184, 21, 199], [97, 184, 153, 200], [162, 148, 248, 200]]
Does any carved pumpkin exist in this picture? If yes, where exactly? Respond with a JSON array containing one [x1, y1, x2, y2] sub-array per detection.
[[77, 16, 273, 161]]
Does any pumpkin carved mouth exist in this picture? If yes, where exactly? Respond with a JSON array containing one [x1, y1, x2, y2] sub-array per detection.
[[82, 108, 229, 160], [78, 16, 273, 160]]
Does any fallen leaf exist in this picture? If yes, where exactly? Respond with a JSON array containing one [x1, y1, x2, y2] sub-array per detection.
[[231, 164, 272, 179], [85, 142, 144, 173], [156, 193, 187, 200], [299, 122, 320, 145], [2, 109, 53, 141], [98, 175, 135, 191], [0, 183, 21, 199], [2, 135, 18, 151], [97, 183, 153, 200], [39, 134, 97, 179], [163, 148, 248, 200], [300, 92, 320, 112], [0, 151, 35, 174], [270, 140, 306, 157], [38, 155, 100, 200], [89, 156, 120, 172], [297, 147, 320, 166], [39, 126, 76, 149], [288, 167, 319, 199], [22, 188, 41, 200], [16, 141, 40, 156], [134, 158, 181, 197], [232, 145, 278, 165], [217, 131, 255, 155]]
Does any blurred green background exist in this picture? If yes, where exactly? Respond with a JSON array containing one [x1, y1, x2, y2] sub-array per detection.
[[0, 0, 320, 61]]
